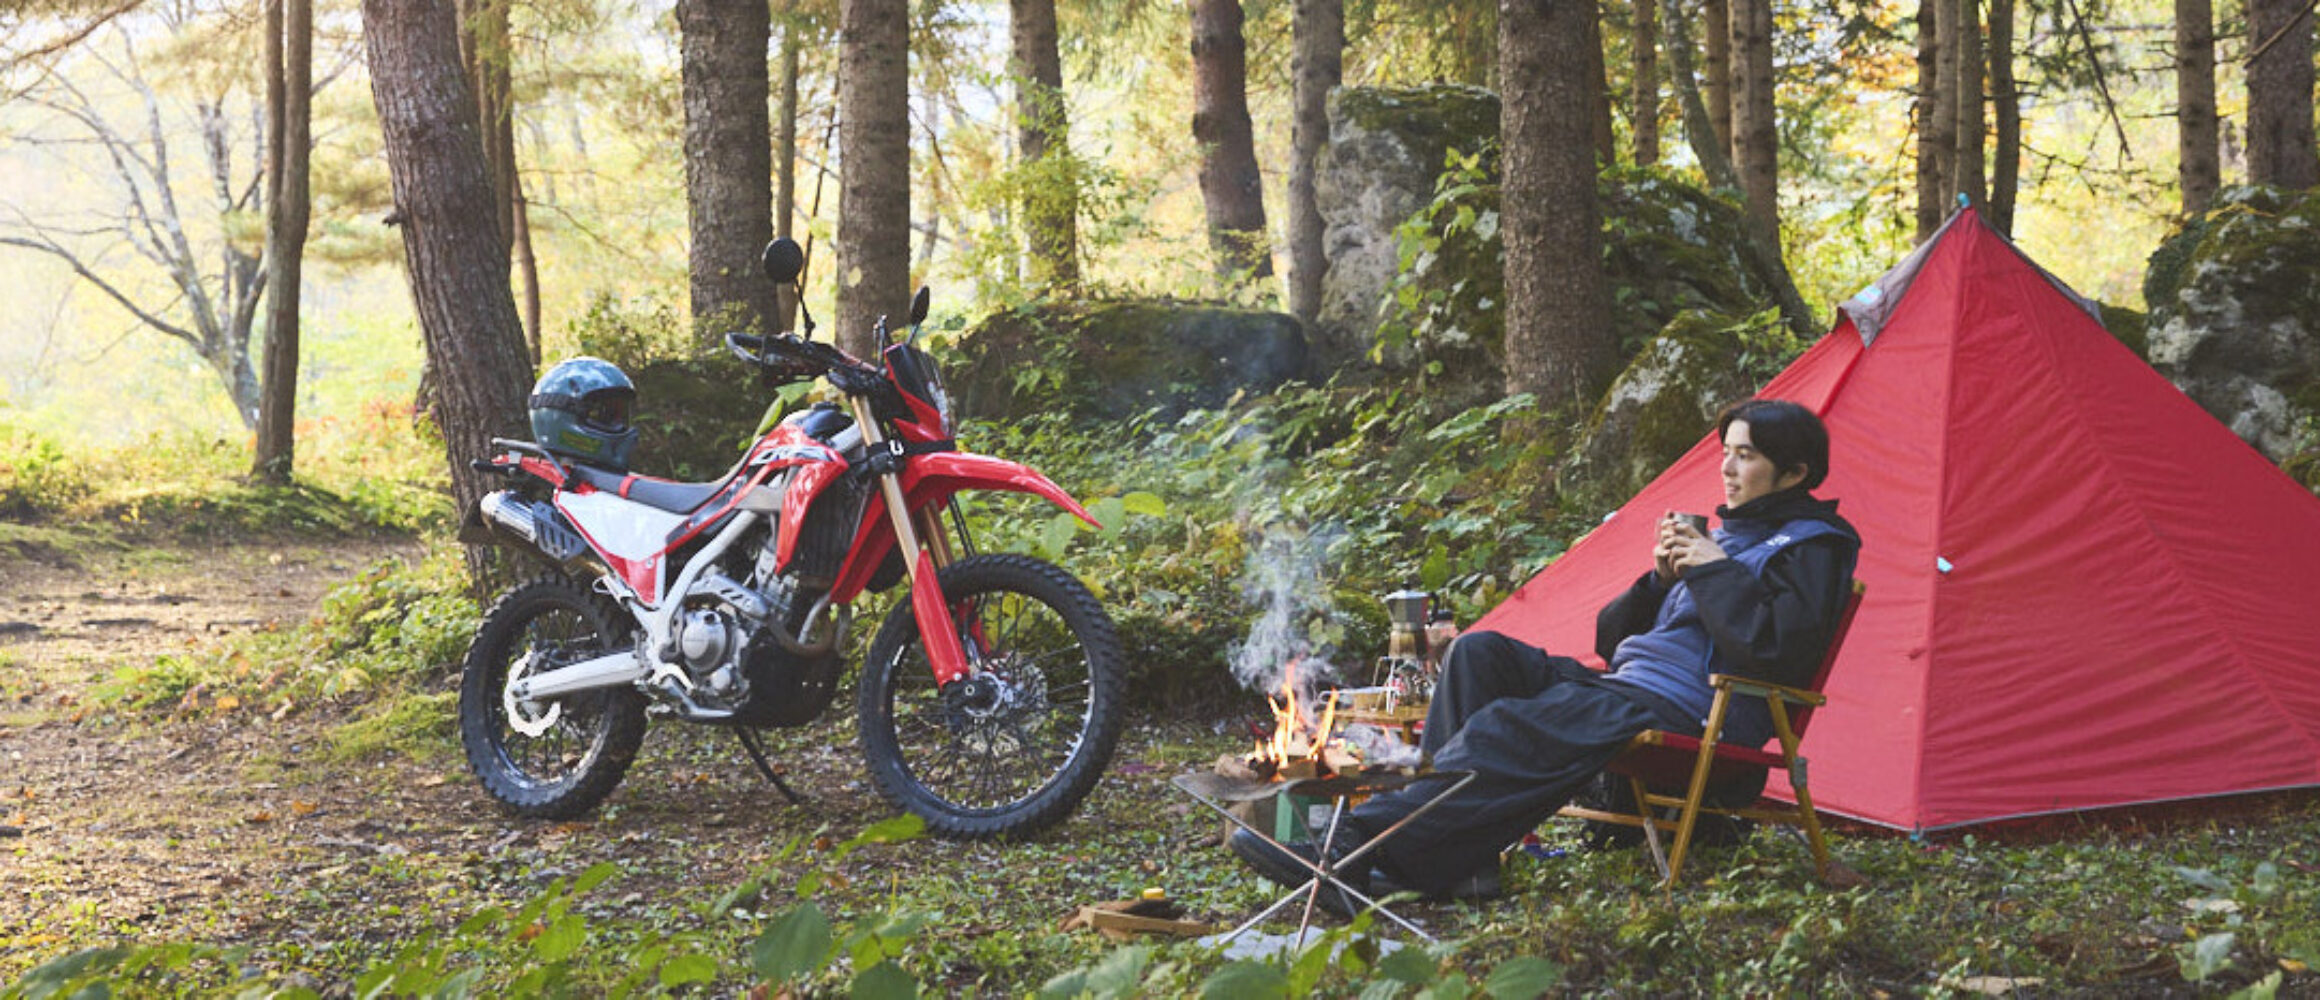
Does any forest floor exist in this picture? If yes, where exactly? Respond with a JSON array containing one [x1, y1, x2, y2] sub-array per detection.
[[5, 532, 2316, 995], [0, 531, 1233, 991]]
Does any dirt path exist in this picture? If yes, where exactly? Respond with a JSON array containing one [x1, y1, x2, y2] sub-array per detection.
[[0, 535, 909, 980], [1, 537, 424, 956]]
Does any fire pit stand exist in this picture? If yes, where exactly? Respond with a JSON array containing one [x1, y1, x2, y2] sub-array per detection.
[[1173, 768, 1477, 947]]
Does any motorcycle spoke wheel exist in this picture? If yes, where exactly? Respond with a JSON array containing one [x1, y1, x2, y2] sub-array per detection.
[[459, 576, 646, 819], [860, 554, 1125, 840]]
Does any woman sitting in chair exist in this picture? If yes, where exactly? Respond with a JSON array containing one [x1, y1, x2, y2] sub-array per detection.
[[1231, 398, 1861, 911]]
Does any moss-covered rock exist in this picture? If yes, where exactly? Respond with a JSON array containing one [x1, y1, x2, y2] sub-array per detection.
[[2097, 302, 2149, 359], [1558, 309, 1789, 509], [1360, 158, 1778, 409], [2144, 186, 2320, 464], [1312, 85, 1503, 374], [949, 301, 1306, 422]]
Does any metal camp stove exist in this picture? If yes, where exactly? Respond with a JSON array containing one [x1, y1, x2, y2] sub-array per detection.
[[1175, 765, 1475, 946]]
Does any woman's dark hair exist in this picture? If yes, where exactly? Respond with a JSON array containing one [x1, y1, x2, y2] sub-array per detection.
[[1717, 398, 1830, 491]]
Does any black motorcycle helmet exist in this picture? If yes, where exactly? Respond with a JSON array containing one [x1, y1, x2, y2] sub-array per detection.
[[529, 357, 640, 470]]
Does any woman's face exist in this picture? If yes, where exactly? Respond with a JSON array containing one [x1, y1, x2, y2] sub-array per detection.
[[1721, 419, 1806, 508]]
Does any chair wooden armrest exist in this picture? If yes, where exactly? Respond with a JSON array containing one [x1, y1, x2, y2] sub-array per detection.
[[1707, 673, 1827, 707]]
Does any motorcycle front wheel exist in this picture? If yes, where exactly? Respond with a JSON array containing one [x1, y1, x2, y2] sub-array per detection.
[[858, 553, 1126, 840], [458, 575, 647, 819]]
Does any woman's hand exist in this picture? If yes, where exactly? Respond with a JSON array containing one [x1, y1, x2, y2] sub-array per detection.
[[1655, 515, 1729, 581]]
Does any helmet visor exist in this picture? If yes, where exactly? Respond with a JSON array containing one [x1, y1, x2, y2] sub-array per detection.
[[578, 392, 632, 432]]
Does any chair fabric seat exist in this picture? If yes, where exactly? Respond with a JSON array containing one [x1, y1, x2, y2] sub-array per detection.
[[1609, 733, 1784, 788]]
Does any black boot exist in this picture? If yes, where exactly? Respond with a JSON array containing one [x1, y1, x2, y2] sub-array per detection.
[[1227, 828, 1372, 919]]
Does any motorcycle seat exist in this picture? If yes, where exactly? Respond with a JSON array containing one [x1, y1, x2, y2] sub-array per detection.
[[569, 464, 731, 514]]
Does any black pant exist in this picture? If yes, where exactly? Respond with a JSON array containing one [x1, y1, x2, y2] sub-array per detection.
[[1345, 631, 1696, 894]]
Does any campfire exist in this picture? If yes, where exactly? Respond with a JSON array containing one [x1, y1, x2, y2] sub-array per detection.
[[1244, 658, 1366, 782]]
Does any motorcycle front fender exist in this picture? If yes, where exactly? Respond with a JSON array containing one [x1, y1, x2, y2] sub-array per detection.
[[824, 451, 1099, 601], [900, 451, 1101, 529]]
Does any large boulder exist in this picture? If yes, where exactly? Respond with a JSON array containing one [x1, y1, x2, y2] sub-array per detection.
[[1311, 85, 1501, 375], [949, 301, 1306, 423], [1558, 309, 1793, 509], [2144, 186, 2320, 464], [1308, 84, 1781, 402]]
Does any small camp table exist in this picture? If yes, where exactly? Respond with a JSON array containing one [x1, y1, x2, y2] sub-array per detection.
[[1174, 767, 1476, 947]]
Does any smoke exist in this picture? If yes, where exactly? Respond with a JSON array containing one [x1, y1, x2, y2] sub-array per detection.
[[1225, 525, 1349, 703], [1338, 723, 1423, 768]]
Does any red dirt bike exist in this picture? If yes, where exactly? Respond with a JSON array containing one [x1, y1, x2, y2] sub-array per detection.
[[456, 238, 1125, 839]]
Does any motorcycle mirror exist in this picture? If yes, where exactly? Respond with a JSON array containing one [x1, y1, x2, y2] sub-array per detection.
[[908, 286, 931, 327], [762, 238, 805, 285]]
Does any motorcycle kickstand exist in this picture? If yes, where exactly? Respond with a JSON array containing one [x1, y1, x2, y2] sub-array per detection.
[[732, 727, 806, 805]]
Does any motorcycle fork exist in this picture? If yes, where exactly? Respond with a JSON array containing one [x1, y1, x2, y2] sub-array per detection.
[[850, 398, 973, 687]]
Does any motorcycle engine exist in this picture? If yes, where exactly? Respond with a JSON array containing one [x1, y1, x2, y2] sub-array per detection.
[[657, 529, 847, 726], [670, 576, 762, 704]]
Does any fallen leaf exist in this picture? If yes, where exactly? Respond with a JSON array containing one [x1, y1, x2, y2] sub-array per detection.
[[245, 811, 275, 825], [2284, 959, 2310, 973], [215, 695, 242, 712], [420, 775, 448, 788], [291, 801, 318, 816]]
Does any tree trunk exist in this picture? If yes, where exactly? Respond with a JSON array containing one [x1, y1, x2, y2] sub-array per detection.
[[2246, 0, 2317, 188], [1662, 0, 1815, 339], [1011, 0, 1080, 291], [1585, 2, 1616, 166], [679, 0, 778, 341], [1189, 0, 1272, 284], [513, 180, 541, 362], [1702, 0, 1731, 159], [1287, 0, 1342, 324], [361, 0, 534, 585], [1729, 0, 1777, 233], [1631, 0, 1660, 166], [453, 0, 516, 253], [775, 6, 802, 330], [2177, 0, 2219, 214], [837, 0, 912, 359], [1500, 0, 1613, 405], [1949, 0, 1984, 208], [1987, 0, 2018, 235], [255, 0, 312, 484], [1914, 0, 1947, 240]]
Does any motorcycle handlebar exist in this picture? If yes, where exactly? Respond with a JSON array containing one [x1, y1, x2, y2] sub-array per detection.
[[724, 330, 878, 387]]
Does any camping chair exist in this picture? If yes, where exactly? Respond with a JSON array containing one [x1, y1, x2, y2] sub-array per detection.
[[1558, 580, 1866, 888]]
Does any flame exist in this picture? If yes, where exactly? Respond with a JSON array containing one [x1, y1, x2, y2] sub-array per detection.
[[1251, 659, 1342, 769]]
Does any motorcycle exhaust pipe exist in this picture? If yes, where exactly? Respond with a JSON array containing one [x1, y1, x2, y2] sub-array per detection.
[[479, 491, 591, 566]]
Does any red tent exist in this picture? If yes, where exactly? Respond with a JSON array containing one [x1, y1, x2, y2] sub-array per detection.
[[1471, 207, 2320, 831]]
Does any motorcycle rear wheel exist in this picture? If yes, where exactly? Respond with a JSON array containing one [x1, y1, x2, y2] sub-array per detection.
[[858, 554, 1126, 840], [459, 575, 647, 819]]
